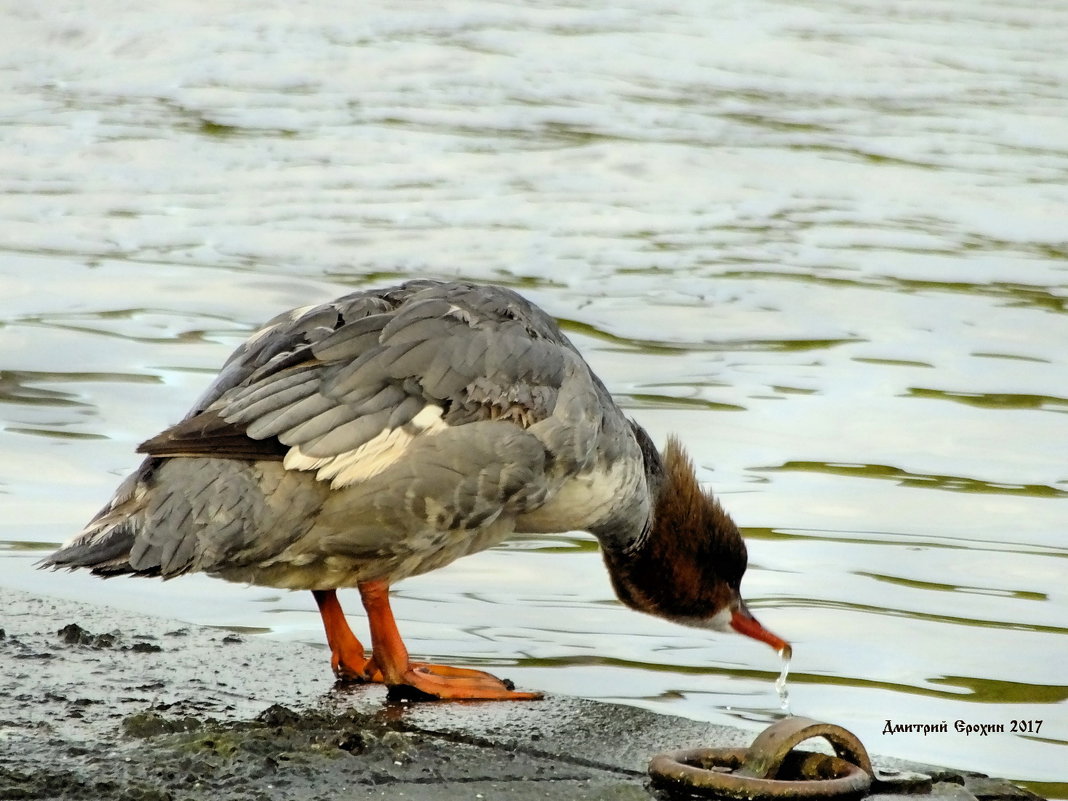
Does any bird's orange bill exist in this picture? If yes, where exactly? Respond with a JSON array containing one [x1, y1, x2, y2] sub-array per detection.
[[730, 600, 791, 659]]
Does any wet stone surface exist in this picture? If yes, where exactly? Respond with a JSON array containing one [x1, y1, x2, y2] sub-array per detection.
[[0, 587, 670, 800], [0, 587, 1041, 801]]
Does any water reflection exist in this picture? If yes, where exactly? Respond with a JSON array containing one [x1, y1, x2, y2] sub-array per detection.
[[905, 387, 1068, 412], [763, 461, 1068, 498]]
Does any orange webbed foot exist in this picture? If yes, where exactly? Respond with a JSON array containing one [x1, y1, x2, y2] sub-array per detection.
[[388, 662, 543, 701], [357, 580, 541, 701]]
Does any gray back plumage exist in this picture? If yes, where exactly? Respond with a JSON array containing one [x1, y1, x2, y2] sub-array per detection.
[[146, 280, 600, 460], [46, 280, 645, 585]]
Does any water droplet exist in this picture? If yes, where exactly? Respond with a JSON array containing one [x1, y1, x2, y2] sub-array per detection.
[[775, 644, 792, 713]]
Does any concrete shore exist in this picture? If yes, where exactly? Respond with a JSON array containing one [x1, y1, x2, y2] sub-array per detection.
[[0, 586, 1043, 801]]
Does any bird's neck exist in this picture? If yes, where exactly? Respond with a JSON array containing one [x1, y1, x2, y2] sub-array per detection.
[[599, 435, 741, 621]]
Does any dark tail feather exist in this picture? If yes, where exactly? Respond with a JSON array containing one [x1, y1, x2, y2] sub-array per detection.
[[42, 520, 139, 575], [39, 461, 154, 577]]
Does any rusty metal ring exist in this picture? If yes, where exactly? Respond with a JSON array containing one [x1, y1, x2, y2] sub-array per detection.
[[649, 747, 871, 800], [740, 716, 874, 778], [648, 717, 875, 800]]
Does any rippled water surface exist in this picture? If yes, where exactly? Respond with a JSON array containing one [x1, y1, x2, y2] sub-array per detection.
[[2, 1, 1066, 796]]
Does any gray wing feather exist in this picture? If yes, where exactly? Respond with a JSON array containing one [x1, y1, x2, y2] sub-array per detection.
[[299, 409, 392, 458], [227, 370, 319, 415], [230, 373, 321, 427], [378, 310, 454, 346], [386, 394, 425, 428], [280, 404, 362, 445], [54, 280, 631, 582], [142, 279, 610, 500], [310, 313, 392, 362], [378, 297, 454, 341], [323, 421, 553, 539], [278, 381, 407, 448], [123, 458, 331, 577], [184, 294, 393, 417], [243, 392, 335, 440], [321, 346, 399, 398], [381, 338, 441, 380], [357, 383, 409, 417]]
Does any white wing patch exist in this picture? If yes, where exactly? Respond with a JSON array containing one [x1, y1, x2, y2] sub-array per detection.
[[282, 404, 448, 489]]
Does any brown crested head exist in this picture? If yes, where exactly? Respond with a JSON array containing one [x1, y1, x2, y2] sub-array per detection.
[[603, 435, 788, 654]]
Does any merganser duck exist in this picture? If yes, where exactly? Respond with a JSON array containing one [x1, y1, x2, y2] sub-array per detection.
[[44, 279, 788, 700]]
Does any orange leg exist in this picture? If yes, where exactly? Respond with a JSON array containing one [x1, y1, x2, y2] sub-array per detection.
[[312, 589, 375, 682], [358, 579, 541, 701]]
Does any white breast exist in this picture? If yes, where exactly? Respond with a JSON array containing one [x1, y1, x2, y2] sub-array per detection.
[[514, 459, 643, 534]]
